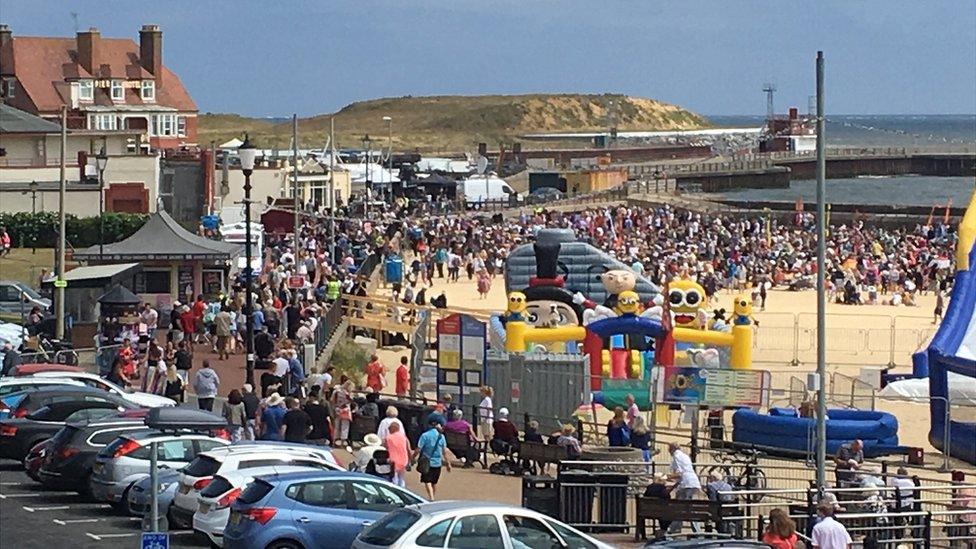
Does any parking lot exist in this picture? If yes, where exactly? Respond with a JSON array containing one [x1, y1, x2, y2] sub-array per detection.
[[0, 462, 208, 549]]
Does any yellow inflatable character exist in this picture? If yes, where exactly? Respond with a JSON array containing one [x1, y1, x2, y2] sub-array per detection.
[[506, 292, 527, 322], [667, 280, 707, 329], [733, 296, 756, 326], [614, 290, 641, 316]]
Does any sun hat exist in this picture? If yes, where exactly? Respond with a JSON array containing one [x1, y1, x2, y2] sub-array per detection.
[[363, 433, 382, 447], [266, 393, 284, 407]]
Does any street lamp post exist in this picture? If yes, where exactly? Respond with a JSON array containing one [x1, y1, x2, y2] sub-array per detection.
[[383, 116, 392, 202], [362, 134, 372, 214], [22, 181, 38, 253], [238, 135, 258, 388], [94, 146, 108, 260]]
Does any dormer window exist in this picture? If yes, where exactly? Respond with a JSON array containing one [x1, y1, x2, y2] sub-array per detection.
[[141, 80, 155, 101], [78, 79, 93, 101], [110, 80, 124, 101]]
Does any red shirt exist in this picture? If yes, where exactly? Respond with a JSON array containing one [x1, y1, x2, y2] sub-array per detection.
[[192, 300, 206, 320], [364, 361, 384, 392], [395, 365, 409, 396]]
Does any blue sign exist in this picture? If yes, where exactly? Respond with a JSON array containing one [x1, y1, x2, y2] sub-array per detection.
[[141, 533, 169, 549]]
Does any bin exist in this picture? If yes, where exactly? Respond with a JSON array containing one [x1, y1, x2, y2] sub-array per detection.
[[593, 472, 629, 532], [384, 256, 403, 284], [378, 399, 432, 446], [558, 470, 595, 527], [522, 475, 558, 518]]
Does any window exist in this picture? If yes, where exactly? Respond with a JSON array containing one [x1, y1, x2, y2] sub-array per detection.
[[545, 520, 597, 549], [157, 439, 195, 461], [177, 116, 186, 137], [136, 270, 170, 294], [238, 479, 274, 505], [90, 429, 132, 445], [4, 77, 16, 98], [183, 456, 221, 478], [89, 114, 117, 131], [110, 80, 124, 101], [195, 439, 226, 454], [161, 114, 173, 136], [416, 519, 453, 547], [502, 515, 561, 549], [350, 481, 418, 512], [447, 514, 504, 549], [358, 510, 422, 546], [288, 480, 348, 508], [141, 80, 155, 101], [78, 80, 93, 101]]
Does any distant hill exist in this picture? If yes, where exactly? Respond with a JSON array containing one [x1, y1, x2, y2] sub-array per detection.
[[197, 93, 709, 153]]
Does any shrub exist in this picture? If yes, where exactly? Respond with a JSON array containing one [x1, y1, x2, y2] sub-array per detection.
[[0, 212, 148, 249], [327, 337, 368, 386]]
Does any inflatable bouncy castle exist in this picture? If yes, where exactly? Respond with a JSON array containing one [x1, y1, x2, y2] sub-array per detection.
[[493, 237, 755, 396]]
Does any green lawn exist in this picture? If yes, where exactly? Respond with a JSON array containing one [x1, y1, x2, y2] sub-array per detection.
[[0, 248, 57, 287]]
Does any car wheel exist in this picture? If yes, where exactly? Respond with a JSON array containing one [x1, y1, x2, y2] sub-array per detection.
[[77, 473, 94, 499], [112, 484, 133, 514], [266, 541, 303, 549]]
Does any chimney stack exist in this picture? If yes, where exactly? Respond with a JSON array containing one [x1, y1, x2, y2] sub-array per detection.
[[0, 25, 13, 75], [139, 24, 162, 80], [76, 27, 100, 76]]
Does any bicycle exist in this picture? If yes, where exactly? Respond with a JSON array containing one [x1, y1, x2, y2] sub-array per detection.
[[706, 448, 768, 503]]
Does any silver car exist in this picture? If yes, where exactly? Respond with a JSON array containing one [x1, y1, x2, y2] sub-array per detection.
[[90, 430, 230, 509], [352, 501, 615, 549]]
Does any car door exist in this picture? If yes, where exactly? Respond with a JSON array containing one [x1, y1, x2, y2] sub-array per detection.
[[445, 513, 506, 549], [348, 480, 422, 523], [501, 514, 563, 549], [284, 479, 362, 548]]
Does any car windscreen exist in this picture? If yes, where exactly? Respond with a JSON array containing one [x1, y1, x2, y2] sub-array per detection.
[[236, 479, 273, 505], [200, 476, 234, 498], [47, 425, 79, 450], [357, 509, 422, 545], [182, 455, 220, 477]]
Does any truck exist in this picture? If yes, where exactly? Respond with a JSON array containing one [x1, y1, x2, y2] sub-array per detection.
[[461, 175, 520, 206]]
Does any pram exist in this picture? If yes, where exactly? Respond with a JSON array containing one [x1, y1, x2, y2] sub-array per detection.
[[488, 438, 523, 476], [364, 449, 394, 482]]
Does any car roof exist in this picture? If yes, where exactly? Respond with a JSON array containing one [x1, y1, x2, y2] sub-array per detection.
[[0, 378, 85, 387], [26, 385, 115, 398], [31, 371, 101, 380], [198, 443, 334, 459], [255, 470, 368, 483], [12, 364, 84, 376], [123, 430, 229, 442], [410, 501, 525, 516], [215, 465, 324, 483]]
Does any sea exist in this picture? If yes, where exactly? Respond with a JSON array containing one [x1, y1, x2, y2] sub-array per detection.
[[708, 114, 975, 207]]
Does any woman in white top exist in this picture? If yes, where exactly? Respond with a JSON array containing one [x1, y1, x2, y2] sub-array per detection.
[[477, 386, 494, 440]]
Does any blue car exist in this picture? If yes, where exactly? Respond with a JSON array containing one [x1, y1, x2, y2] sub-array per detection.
[[223, 470, 426, 549]]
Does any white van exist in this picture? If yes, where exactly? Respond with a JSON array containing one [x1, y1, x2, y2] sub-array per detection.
[[220, 222, 264, 275], [461, 175, 519, 205]]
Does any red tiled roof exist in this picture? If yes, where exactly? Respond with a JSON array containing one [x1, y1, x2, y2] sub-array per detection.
[[10, 36, 196, 113]]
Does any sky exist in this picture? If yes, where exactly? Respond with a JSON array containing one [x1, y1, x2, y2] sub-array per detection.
[[2, 0, 975, 117]]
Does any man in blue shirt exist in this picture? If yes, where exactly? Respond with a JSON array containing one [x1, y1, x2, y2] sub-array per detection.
[[259, 393, 287, 440], [413, 419, 451, 500]]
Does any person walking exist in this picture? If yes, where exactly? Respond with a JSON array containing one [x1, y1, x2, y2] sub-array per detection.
[[241, 383, 260, 440], [395, 356, 410, 397], [213, 307, 232, 360], [221, 389, 247, 442], [385, 422, 411, 488], [303, 388, 333, 446], [364, 354, 385, 394], [762, 508, 799, 549], [283, 396, 311, 443], [192, 360, 220, 411], [331, 380, 354, 445], [259, 393, 287, 441], [811, 502, 852, 549], [667, 441, 702, 534], [413, 418, 450, 500], [477, 386, 494, 440]]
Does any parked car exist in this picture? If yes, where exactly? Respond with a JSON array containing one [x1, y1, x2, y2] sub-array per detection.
[[126, 467, 182, 519], [91, 430, 230, 510], [193, 465, 327, 547], [0, 280, 51, 315], [37, 415, 154, 494], [9, 363, 83, 376], [224, 471, 426, 549], [352, 501, 615, 549], [169, 443, 342, 529], [0, 388, 135, 461], [30, 371, 176, 408], [526, 186, 565, 204], [0, 377, 85, 398], [23, 438, 50, 481]]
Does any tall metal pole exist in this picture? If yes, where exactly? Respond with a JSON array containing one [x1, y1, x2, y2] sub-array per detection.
[[814, 50, 827, 490], [292, 114, 300, 243], [149, 440, 159, 531], [386, 117, 392, 203], [329, 117, 336, 262], [244, 169, 255, 388], [56, 107, 67, 341]]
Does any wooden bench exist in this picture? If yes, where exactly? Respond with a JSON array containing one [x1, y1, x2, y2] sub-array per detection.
[[519, 441, 567, 474], [635, 496, 719, 541], [444, 430, 487, 469]]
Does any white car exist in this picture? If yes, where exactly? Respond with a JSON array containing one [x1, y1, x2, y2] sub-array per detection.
[[192, 465, 321, 546], [169, 443, 342, 529], [30, 371, 175, 408], [0, 377, 85, 398], [353, 501, 616, 549]]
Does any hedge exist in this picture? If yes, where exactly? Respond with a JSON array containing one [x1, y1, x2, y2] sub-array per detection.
[[0, 211, 148, 249]]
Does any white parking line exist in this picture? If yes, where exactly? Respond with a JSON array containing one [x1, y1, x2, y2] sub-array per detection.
[[53, 517, 141, 525], [85, 532, 137, 541], [23, 505, 71, 512], [0, 491, 75, 498]]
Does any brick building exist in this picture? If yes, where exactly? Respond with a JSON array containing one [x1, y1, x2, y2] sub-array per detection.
[[0, 24, 197, 150]]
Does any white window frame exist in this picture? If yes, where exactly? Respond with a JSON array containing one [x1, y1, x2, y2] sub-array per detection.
[[110, 80, 124, 101], [177, 116, 186, 137], [141, 80, 155, 101], [161, 114, 174, 136], [78, 79, 93, 101], [89, 114, 117, 131]]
